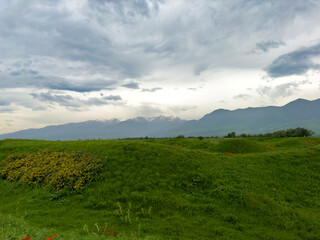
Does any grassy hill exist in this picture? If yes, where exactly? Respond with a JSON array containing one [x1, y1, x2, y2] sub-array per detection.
[[0, 137, 320, 239]]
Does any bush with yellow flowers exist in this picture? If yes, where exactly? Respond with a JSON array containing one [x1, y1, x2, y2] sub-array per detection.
[[0, 149, 103, 191]]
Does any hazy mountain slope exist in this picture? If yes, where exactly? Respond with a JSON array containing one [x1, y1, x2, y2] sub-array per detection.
[[1, 98, 319, 140], [160, 98, 320, 137], [0, 117, 185, 140]]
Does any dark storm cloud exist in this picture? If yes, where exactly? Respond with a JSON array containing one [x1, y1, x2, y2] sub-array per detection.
[[254, 40, 286, 53], [30, 92, 122, 109], [122, 82, 140, 89], [266, 43, 320, 78]]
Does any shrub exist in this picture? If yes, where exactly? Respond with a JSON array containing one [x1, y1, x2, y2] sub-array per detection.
[[0, 149, 103, 191]]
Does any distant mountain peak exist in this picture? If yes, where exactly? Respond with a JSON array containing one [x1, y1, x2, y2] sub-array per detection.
[[284, 98, 309, 106]]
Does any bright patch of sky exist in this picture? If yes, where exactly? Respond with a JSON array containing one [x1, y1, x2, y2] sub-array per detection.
[[0, 0, 320, 133]]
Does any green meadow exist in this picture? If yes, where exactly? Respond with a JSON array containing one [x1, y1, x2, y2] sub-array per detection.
[[0, 137, 320, 239]]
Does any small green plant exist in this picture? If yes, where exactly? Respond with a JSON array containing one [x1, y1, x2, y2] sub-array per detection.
[[114, 202, 139, 224]]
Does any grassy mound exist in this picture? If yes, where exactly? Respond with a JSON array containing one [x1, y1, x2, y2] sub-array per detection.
[[0, 149, 103, 191], [272, 139, 305, 148], [212, 138, 267, 153], [0, 138, 319, 239]]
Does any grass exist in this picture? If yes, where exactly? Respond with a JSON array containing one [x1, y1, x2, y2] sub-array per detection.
[[0, 137, 319, 239]]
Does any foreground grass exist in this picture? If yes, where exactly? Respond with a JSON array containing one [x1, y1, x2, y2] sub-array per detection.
[[0, 137, 320, 239], [0, 212, 158, 240]]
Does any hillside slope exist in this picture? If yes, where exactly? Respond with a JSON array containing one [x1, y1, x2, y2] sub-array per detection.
[[0, 138, 320, 239]]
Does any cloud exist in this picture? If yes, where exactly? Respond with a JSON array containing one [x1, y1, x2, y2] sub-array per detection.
[[10, 69, 38, 76], [265, 42, 320, 78], [194, 64, 208, 76], [134, 103, 164, 117], [44, 77, 116, 92], [122, 82, 140, 89], [0, 108, 13, 113], [0, 71, 116, 92], [5, 119, 13, 126], [188, 88, 197, 91], [169, 105, 197, 113], [233, 94, 252, 100], [91, 0, 163, 19], [141, 87, 162, 92], [0, 0, 320, 127], [28, 69, 38, 75], [0, 99, 11, 106], [257, 80, 310, 98], [254, 40, 285, 53], [1, 0, 319, 85], [10, 71, 21, 76], [30, 92, 122, 109]]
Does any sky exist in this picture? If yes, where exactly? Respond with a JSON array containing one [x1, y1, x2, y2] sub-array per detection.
[[0, 0, 320, 134]]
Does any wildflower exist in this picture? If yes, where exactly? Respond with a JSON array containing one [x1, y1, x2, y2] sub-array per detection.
[[22, 238, 30, 240]]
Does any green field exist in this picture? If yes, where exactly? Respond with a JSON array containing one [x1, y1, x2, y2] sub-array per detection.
[[0, 137, 320, 240]]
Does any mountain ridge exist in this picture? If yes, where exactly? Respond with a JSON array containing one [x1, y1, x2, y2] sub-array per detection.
[[1, 98, 319, 140]]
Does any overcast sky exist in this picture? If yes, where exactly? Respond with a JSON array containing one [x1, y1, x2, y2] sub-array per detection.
[[1, 0, 320, 134]]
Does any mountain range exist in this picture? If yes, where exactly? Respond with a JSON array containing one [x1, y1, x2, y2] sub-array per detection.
[[1, 98, 319, 140]]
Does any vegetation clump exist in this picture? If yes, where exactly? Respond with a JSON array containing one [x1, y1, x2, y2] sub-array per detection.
[[0, 149, 103, 191], [224, 127, 314, 138]]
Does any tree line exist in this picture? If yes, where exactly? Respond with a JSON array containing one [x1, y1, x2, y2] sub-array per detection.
[[224, 127, 314, 138]]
